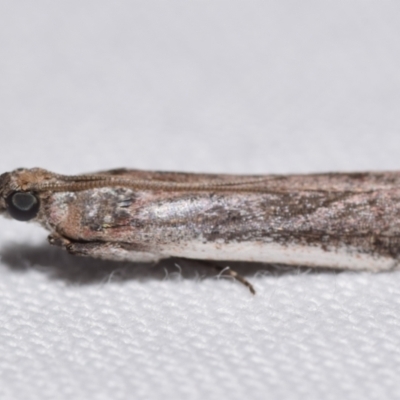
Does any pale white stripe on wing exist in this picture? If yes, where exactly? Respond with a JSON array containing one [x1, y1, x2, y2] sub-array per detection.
[[159, 240, 398, 271]]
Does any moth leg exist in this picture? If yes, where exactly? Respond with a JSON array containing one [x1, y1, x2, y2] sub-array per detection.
[[215, 265, 256, 295], [48, 233, 91, 255], [67, 242, 104, 257], [48, 233, 97, 258], [48, 233, 71, 248], [217, 266, 256, 295], [49, 234, 160, 262], [179, 258, 256, 295]]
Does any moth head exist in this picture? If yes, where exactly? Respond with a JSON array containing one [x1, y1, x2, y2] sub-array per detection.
[[0, 168, 54, 222]]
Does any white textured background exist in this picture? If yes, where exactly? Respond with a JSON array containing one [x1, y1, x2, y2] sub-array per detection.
[[1, 2, 400, 399]]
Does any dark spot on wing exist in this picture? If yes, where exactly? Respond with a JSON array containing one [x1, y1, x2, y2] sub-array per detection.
[[118, 198, 135, 208]]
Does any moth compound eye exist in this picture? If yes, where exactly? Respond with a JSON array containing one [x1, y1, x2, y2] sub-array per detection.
[[6, 192, 40, 221]]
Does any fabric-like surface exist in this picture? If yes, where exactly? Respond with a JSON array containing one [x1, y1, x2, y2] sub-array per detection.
[[1, 2, 400, 399]]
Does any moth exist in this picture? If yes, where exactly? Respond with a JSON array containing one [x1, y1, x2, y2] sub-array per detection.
[[1, 167, 400, 293]]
